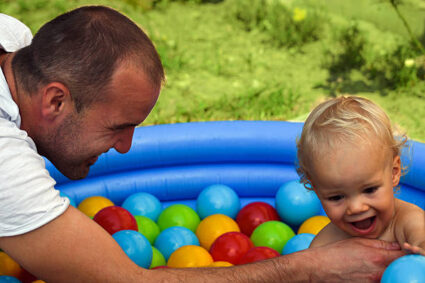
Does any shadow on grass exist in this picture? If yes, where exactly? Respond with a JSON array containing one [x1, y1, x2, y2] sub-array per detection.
[[314, 72, 390, 97]]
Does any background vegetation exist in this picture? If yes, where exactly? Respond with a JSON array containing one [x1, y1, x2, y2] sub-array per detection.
[[1, 0, 425, 142]]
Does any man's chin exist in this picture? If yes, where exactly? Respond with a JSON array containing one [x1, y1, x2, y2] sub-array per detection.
[[58, 165, 90, 180]]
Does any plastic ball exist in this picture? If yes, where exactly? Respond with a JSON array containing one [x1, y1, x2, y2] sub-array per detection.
[[77, 196, 114, 218], [275, 180, 321, 226], [297, 215, 330, 235], [154, 226, 200, 260], [134, 215, 160, 245], [196, 214, 240, 250], [0, 276, 21, 283], [122, 192, 162, 221], [0, 252, 22, 277], [167, 245, 213, 268], [93, 206, 138, 235], [112, 230, 152, 268], [282, 233, 315, 255], [238, 247, 280, 264], [236, 202, 280, 236], [150, 247, 166, 269], [157, 204, 200, 232], [210, 232, 254, 264], [59, 191, 76, 207], [196, 184, 240, 219], [208, 261, 233, 267], [381, 254, 425, 283], [250, 221, 295, 254]]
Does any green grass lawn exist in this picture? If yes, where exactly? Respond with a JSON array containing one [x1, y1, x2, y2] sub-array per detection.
[[2, 0, 425, 142]]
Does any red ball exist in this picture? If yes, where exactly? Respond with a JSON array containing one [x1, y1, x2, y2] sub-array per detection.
[[151, 265, 169, 269], [236, 202, 280, 236], [93, 206, 138, 235], [210, 232, 254, 264], [238, 247, 280, 264]]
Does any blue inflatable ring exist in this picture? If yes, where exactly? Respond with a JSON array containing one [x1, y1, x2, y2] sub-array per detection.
[[46, 121, 425, 210]]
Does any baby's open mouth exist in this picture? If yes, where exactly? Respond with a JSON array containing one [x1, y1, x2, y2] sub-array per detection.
[[351, 216, 376, 231]]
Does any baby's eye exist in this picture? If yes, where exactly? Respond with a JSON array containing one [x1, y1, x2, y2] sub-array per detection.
[[328, 195, 343, 201], [364, 187, 378, 194]]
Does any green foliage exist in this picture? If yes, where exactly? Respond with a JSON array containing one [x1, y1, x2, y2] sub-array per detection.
[[1, 0, 425, 141], [324, 22, 367, 74], [229, 0, 325, 48], [366, 42, 423, 89]]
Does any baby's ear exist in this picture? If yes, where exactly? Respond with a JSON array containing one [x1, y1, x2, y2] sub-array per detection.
[[392, 155, 401, 186]]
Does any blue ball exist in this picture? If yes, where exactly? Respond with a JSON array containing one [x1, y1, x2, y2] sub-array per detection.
[[122, 192, 162, 221], [112, 230, 153, 268], [275, 180, 321, 226], [60, 191, 76, 207], [196, 184, 240, 219], [282, 233, 315, 255], [154, 226, 200, 260], [0, 276, 21, 283], [381, 254, 425, 283]]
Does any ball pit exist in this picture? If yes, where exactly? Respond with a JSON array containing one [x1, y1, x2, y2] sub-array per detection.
[[5, 121, 423, 281]]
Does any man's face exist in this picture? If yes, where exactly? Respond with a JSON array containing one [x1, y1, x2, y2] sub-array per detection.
[[42, 64, 160, 180]]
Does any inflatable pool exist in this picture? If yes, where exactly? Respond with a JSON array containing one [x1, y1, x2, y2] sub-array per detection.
[[47, 121, 425, 211]]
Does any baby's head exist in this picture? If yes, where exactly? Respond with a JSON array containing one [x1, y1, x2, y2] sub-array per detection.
[[297, 96, 407, 190]]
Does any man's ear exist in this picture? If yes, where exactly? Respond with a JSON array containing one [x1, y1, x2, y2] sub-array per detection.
[[40, 82, 72, 121], [392, 155, 402, 187]]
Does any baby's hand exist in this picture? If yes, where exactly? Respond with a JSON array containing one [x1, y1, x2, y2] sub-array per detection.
[[402, 242, 425, 256]]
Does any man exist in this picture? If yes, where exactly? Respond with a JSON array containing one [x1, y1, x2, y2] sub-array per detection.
[[0, 6, 404, 282]]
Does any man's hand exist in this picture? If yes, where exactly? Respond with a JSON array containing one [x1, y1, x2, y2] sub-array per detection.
[[307, 237, 405, 283]]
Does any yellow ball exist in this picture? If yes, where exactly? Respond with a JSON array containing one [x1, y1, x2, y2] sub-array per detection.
[[77, 196, 114, 218], [33, 281, 47, 283], [0, 251, 22, 277], [297, 215, 330, 235], [167, 245, 213, 268], [196, 214, 240, 250], [208, 261, 233, 267]]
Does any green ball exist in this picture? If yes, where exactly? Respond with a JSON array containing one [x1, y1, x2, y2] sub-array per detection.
[[250, 220, 295, 254], [134, 215, 160, 245], [150, 246, 166, 269], [157, 204, 201, 232]]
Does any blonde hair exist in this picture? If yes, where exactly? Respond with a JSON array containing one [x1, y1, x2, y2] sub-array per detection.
[[296, 96, 407, 189]]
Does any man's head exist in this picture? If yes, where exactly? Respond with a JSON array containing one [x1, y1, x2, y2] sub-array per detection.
[[11, 6, 164, 179]]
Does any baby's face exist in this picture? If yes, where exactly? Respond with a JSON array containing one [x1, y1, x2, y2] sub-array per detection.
[[309, 142, 401, 238]]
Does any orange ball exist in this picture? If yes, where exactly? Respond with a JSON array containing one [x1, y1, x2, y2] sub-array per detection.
[[167, 245, 213, 268], [196, 214, 240, 250], [297, 215, 330, 235], [77, 196, 114, 218]]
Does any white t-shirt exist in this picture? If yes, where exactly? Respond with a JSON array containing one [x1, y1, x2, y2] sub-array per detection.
[[0, 14, 69, 236]]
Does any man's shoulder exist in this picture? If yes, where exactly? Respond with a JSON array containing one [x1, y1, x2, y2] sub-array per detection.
[[0, 13, 32, 52]]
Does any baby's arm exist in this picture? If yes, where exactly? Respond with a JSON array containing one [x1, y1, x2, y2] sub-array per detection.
[[310, 222, 351, 248], [396, 205, 425, 256]]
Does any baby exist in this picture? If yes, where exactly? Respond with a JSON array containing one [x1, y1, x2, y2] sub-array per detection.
[[296, 96, 425, 255]]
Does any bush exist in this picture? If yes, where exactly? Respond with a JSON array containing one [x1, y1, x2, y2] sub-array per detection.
[[230, 0, 325, 48]]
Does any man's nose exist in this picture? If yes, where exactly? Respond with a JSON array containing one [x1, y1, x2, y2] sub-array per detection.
[[113, 127, 135, 154]]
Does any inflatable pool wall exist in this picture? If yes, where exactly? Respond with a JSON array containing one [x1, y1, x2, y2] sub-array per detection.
[[46, 121, 425, 210]]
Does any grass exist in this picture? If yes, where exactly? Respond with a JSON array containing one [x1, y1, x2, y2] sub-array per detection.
[[1, 0, 425, 142]]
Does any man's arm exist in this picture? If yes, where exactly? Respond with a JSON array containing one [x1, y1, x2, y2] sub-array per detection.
[[0, 206, 404, 282]]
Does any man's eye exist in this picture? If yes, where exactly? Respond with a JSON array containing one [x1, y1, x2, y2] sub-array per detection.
[[364, 187, 378, 194], [328, 195, 343, 201]]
